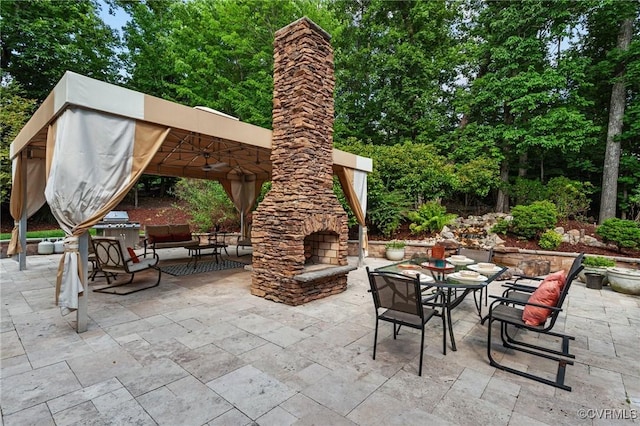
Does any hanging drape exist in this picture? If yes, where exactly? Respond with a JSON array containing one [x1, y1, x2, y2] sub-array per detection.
[[335, 166, 368, 251], [7, 156, 47, 255], [220, 173, 264, 239], [335, 166, 367, 225], [7, 156, 25, 256], [44, 108, 170, 314]]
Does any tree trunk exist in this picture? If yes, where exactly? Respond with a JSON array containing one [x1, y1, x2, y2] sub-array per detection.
[[497, 102, 514, 214], [496, 160, 510, 213], [599, 17, 632, 224], [518, 152, 528, 177]]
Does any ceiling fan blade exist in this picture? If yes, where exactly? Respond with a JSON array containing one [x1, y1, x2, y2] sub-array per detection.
[[202, 162, 228, 172]]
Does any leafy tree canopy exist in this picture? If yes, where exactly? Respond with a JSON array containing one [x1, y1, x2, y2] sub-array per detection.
[[1, 0, 122, 102]]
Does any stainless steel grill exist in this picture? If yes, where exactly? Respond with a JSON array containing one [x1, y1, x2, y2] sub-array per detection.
[[94, 211, 141, 249]]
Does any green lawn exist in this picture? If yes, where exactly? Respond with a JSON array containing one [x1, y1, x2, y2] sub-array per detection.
[[0, 229, 99, 240]]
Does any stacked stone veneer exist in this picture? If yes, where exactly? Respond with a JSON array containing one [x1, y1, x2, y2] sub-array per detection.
[[251, 17, 349, 305]]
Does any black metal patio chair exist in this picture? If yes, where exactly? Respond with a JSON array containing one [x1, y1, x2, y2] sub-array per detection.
[[483, 260, 584, 391], [366, 267, 445, 376]]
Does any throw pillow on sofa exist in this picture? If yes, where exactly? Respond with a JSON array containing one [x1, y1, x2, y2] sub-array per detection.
[[151, 234, 174, 243], [171, 232, 193, 241]]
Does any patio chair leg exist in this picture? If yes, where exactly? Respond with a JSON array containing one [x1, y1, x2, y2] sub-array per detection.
[[419, 327, 425, 376], [93, 268, 161, 295], [373, 319, 379, 360], [502, 324, 575, 359], [487, 316, 572, 391]]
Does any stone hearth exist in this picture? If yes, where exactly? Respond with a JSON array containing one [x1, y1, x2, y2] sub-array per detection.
[[250, 18, 350, 305]]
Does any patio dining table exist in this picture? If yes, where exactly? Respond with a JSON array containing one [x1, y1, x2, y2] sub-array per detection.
[[376, 258, 507, 352]]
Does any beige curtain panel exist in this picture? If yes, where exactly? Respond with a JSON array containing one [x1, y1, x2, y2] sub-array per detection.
[[44, 108, 169, 313], [221, 174, 265, 239], [7, 156, 47, 256]]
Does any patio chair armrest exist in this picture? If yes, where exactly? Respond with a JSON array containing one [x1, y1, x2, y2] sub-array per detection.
[[502, 283, 537, 291], [488, 295, 562, 312], [501, 283, 537, 296], [139, 251, 159, 262], [421, 287, 444, 306], [509, 275, 544, 285]]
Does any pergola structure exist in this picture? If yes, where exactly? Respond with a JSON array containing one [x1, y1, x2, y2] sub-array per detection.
[[9, 70, 372, 332]]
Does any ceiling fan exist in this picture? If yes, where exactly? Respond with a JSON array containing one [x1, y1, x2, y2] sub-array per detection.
[[201, 153, 228, 172]]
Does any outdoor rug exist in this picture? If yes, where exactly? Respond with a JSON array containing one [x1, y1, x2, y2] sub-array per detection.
[[161, 259, 249, 276]]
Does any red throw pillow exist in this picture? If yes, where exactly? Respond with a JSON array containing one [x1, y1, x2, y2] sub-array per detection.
[[522, 270, 567, 326], [127, 247, 140, 263], [545, 270, 567, 289], [171, 232, 193, 242], [152, 234, 173, 243]]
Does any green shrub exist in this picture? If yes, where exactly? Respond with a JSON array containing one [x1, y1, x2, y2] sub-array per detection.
[[377, 142, 457, 202], [407, 201, 457, 235], [491, 218, 510, 235], [454, 157, 500, 199], [367, 189, 411, 237], [173, 178, 237, 232], [510, 177, 547, 206], [510, 201, 558, 239], [595, 218, 640, 251], [538, 230, 562, 250], [545, 177, 593, 219], [582, 256, 616, 268]]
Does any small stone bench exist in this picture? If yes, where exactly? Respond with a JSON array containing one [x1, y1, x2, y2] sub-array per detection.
[[294, 264, 357, 283]]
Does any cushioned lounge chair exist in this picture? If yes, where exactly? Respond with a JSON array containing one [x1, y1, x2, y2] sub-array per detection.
[[92, 237, 161, 295]]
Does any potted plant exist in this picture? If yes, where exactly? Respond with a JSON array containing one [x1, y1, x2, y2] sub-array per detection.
[[579, 256, 616, 285], [606, 267, 640, 295], [385, 240, 406, 261]]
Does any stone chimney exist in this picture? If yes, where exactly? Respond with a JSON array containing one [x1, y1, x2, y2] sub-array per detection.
[[250, 17, 350, 305]]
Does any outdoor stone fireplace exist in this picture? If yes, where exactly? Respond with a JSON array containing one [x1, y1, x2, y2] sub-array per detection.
[[250, 17, 354, 305]]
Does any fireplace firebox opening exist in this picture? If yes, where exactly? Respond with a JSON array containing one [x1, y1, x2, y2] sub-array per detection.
[[304, 231, 340, 266]]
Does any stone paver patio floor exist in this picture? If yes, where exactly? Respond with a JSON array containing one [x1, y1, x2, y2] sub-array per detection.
[[1, 248, 639, 425]]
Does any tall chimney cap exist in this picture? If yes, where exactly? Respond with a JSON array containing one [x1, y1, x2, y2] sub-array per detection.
[[274, 16, 331, 42]]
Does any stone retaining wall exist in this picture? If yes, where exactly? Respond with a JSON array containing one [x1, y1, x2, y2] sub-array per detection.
[[354, 241, 640, 272]]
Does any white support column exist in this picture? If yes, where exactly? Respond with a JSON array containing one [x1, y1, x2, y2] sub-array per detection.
[[77, 232, 89, 332], [358, 225, 365, 267], [18, 154, 27, 270]]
